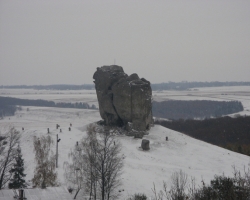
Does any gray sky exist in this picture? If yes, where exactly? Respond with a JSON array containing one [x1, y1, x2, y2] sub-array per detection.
[[0, 0, 250, 85]]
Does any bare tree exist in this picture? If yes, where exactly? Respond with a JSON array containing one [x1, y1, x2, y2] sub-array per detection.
[[64, 124, 100, 199], [64, 144, 86, 199], [0, 127, 20, 189], [81, 124, 99, 199], [64, 124, 124, 200], [169, 170, 188, 199], [151, 170, 189, 200], [95, 130, 123, 200], [32, 135, 58, 188]]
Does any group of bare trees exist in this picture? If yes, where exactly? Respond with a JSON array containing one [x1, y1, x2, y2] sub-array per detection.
[[0, 127, 58, 190], [64, 124, 124, 200], [0, 124, 123, 197]]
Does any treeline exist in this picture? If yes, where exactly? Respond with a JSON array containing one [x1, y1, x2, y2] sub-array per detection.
[[1, 81, 250, 91], [154, 116, 250, 156], [0, 96, 96, 117], [151, 81, 250, 90], [0, 84, 94, 90], [0, 105, 19, 117], [152, 100, 243, 120]]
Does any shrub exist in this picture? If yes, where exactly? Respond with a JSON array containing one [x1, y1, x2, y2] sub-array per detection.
[[152, 169, 250, 200], [129, 193, 147, 200], [193, 175, 250, 200]]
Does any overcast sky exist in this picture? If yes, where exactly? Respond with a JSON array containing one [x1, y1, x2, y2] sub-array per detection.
[[0, 0, 250, 85]]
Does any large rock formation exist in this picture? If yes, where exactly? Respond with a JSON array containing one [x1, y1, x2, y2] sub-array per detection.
[[93, 65, 152, 134]]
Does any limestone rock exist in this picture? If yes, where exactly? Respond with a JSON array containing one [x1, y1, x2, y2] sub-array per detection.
[[93, 65, 127, 125], [141, 139, 150, 150], [93, 65, 152, 134]]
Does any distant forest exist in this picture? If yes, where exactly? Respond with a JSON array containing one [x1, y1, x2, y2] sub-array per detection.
[[152, 100, 243, 120], [155, 116, 250, 156], [0, 104, 20, 117], [0, 84, 94, 90], [1, 81, 250, 91], [151, 81, 250, 90], [0, 96, 96, 118], [1, 96, 244, 121]]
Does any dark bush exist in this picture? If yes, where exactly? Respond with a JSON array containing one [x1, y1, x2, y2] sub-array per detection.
[[130, 193, 147, 200], [153, 169, 250, 200], [194, 175, 250, 200]]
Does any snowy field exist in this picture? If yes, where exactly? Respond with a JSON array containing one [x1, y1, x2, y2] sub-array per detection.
[[1, 86, 250, 116], [0, 89, 98, 107], [0, 87, 250, 199]]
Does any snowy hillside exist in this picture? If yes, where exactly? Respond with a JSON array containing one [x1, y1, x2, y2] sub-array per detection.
[[0, 106, 249, 199]]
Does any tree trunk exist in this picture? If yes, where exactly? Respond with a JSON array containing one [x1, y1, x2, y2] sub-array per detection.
[[102, 160, 105, 200], [0, 143, 11, 189], [74, 188, 80, 199]]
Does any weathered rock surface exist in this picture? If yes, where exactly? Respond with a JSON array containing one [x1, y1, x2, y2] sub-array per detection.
[[93, 65, 152, 134], [141, 139, 150, 150]]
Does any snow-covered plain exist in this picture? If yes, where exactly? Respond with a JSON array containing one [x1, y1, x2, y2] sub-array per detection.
[[1, 86, 250, 116], [0, 89, 98, 107], [0, 87, 250, 199]]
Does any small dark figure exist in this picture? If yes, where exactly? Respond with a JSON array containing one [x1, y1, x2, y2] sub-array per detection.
[[166, 137, 168, 141], [60, 129, 62, 133], [76, 141, 78, 146], [68, 187, 73, 194], [70, 123, 72, 127], [56, 124, 60, 129], [69, 127, 71, 131], [22, 127, 24, 131], [47, 128, 49, 133]]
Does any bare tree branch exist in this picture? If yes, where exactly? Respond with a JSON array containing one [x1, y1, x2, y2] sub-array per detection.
[[0, 127, 20, 189]]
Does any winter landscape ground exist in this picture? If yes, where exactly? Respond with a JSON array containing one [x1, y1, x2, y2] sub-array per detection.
[[0, 86, 250, 199]]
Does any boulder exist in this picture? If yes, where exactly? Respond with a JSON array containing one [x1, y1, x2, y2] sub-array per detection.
[[141, 139, 150, 150], [93, 65, 153, 134]]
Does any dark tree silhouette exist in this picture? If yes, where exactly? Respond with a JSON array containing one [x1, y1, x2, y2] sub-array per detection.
[[8, 145, 27, 189]]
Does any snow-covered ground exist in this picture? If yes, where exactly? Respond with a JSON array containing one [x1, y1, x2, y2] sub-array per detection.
[[0, 87, 250, 199], [0, 107, 249, 199]]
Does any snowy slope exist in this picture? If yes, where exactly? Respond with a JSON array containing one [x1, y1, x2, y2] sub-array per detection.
[[0, 106, 249, 199]]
